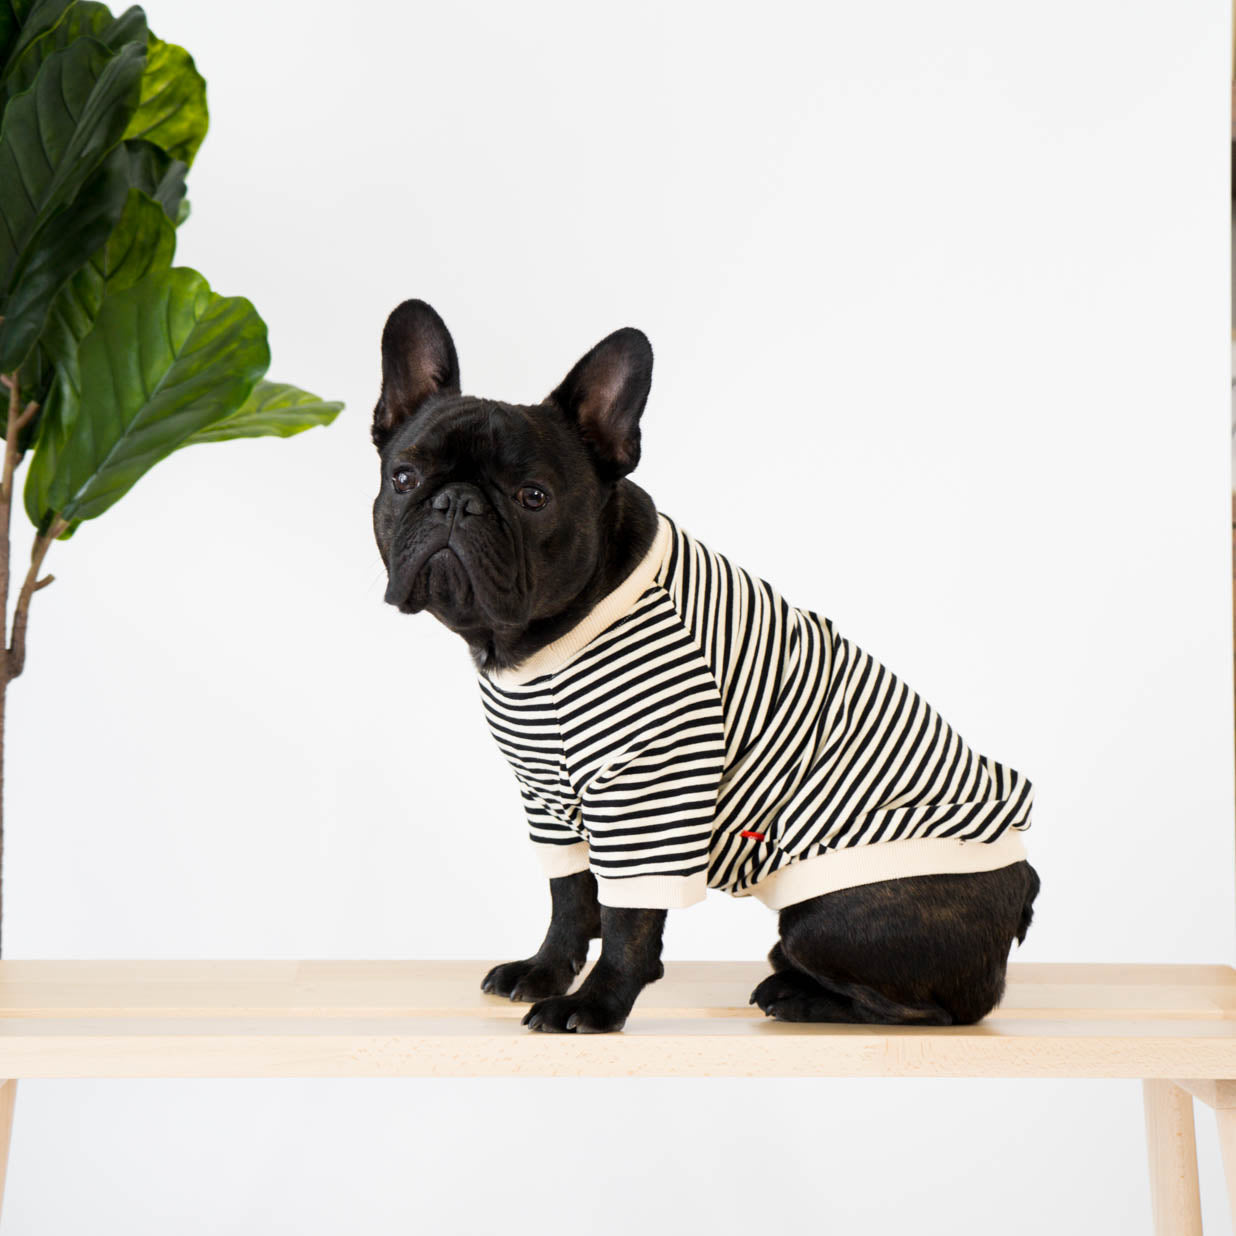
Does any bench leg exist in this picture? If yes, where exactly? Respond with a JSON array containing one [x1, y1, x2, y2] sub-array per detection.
[[0, 1079, 15, 1224], [1143, 1080, 1203, 1236], [1214, 1106, 1236, 1233], [1171, 1079, 1236, 1232]]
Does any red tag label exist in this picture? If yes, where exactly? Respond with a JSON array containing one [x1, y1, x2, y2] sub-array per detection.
[[740, 830, 765, 840]]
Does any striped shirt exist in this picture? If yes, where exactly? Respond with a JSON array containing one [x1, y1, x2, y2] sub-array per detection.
[[477, 511, 1033, 910]]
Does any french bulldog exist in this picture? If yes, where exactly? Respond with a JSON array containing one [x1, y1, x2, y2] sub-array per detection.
[[372, 298, 1040, 1033]]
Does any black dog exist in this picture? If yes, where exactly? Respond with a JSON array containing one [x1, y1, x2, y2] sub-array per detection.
[[372, 299, 1041, 1033]]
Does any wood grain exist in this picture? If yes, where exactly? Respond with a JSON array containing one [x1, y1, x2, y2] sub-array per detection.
[[0, 960, 1233, 1019], [0, 961, 1233, 1079], [0, 1081, 16, 1221], [1144, 1081, 1204, 1236]]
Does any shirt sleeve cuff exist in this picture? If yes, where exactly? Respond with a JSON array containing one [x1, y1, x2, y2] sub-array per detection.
[[594, 871, 708, 909], [532, 839, 591, 878]]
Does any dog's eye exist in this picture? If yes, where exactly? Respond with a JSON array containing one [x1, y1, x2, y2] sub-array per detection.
[[392, 468, 420, 494], [517, 485, 548, 511]]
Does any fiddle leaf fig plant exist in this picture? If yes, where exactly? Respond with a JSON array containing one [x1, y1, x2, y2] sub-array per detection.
[[0, 0, 344, 951]]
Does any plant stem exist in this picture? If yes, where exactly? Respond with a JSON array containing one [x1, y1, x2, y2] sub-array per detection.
[[9, 526, 58, 682], [0, 370, 50, 957], [0, 375, 17, 677], [0, 375, 15, 960]]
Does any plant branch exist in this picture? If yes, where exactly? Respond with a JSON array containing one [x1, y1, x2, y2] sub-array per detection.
[[0, 374, 17, 674], [1, 375, 17, 505], [0, 373, 54, 682], [8, 521, 61, 682]]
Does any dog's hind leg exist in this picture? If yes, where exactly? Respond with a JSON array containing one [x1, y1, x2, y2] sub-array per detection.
[[749, 966, 868, 1023], [750, 939, 948, 1022], [757, 862, 1039, 1026], [765, 968, 955, 1024]]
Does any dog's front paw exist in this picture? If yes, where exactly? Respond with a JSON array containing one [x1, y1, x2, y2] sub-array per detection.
[[521, 993, 628, 1033], [481, 957, 575, 1002]]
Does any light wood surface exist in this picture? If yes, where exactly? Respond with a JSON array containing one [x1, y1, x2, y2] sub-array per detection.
[[1144, 1081, 1204, 1236], [1217, 1107, 1236, 1234], [0, 1081, 15, 1221], [0, 960, 1233, 1079], [1, 960, 1234, 1019], [1176, 1080, 1236, 1108], [1178, 1081, 1236, 1231]]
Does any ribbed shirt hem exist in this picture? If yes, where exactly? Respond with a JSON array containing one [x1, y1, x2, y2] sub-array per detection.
[[595, 871, 708, 909], [483, 513, 672, 688], [746, 829, 1029, 910], [532, 833, 1028, 907], [533, 840, 591, 879]]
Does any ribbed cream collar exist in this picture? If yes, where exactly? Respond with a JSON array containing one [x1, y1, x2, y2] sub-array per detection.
[[481, 511, 672, 689]]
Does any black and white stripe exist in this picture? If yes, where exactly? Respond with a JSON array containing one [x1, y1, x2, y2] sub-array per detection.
[[478, 511, 1033, 901]]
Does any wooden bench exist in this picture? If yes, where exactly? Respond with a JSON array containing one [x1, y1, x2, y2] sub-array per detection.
[[0, 959, 1234, 1233]]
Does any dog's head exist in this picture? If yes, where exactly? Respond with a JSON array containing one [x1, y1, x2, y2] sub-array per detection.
[[371, 299, 654, 667]]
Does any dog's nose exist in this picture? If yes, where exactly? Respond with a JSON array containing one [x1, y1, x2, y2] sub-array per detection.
[[431, 484, 486, 518]]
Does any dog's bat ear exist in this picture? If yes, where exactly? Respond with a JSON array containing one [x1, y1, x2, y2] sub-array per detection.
[[372, 299, 461, 450], [547, 327, 652, 481]]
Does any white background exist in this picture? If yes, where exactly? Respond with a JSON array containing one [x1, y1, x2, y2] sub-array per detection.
[[5, 0, 1233, 1232]]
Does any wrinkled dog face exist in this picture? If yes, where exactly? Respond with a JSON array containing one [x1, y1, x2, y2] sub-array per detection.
[[371, 300, 653, 663]]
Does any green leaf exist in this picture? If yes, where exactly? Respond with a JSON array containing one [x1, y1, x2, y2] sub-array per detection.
[[16, 154, 177, 426], [21, 370, 71, 521], [121, 137, 186, 222], [32, 185, 174, 399], [0, 36, 146, 284], [0, 2, 23, 73], [2, 3, 147, 103], [20, 190, 173, 506], [26, 266, 269, 526], [181, 380, 343, 446], [0, 0, 70, 79], [15, 144, 179, 435], [90, 185, 175, 289], [122, 36, 206, 166], [0, 35, 146, 368], [100, 4, 144, 49], [0, 138, 130, 371]]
